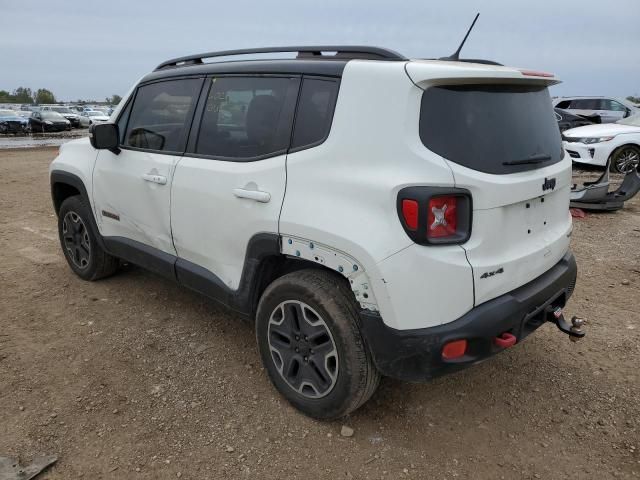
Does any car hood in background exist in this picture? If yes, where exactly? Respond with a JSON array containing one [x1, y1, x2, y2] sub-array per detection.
[[0, 114, 28, 122], [563, 123, 640, 138]]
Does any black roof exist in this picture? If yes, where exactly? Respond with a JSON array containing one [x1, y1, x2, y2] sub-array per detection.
[[140, 59, 351, 84]]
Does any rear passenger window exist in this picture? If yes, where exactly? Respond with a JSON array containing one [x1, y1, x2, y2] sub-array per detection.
[[291, 78, 339, 149], [555, 100, 571, 109], [196, 77, 294, 159], [125, 79, 201, 152]]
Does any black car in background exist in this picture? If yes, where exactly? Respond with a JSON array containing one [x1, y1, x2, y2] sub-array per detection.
[[41, 105, 81, 127], [554, 108, 594, 132], [29, 111, 71, 132]]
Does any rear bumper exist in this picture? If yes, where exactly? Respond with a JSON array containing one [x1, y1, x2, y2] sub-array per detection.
[[359, 251, 577, 382]]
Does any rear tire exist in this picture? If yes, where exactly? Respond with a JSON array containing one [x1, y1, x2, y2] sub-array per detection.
[[256, 269, 380, 420], [57, 195, 119, 281]]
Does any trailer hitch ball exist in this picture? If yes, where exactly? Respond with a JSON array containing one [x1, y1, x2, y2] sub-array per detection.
[[570, 316, 585, 342]]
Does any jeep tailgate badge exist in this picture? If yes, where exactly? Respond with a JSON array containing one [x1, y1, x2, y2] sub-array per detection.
[[542, 177, 557, 191]]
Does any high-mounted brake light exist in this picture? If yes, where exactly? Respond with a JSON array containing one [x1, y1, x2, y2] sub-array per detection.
[[427, 196, 457, 239], [519, 69, 554, 78], [396, 187, 472, 246]]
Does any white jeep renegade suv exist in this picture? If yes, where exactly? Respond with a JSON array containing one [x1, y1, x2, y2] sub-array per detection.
[[50, 46, 579, 419]]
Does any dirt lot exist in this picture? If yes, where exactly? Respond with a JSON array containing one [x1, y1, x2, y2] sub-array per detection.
[[1, 148, 638, 479]]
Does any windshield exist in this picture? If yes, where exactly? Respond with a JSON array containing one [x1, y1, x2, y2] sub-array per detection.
[[41, 111, 64, 119], [420, 84, 562, 175], [616, 113, 640, 127], [52, 106, 72, 113]]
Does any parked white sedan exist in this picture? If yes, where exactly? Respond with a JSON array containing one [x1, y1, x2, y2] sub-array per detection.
[[562, 113, 640, 173], [82, 110, 110, 125]]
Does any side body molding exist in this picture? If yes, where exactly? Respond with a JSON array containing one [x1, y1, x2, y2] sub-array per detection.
[[99, 233, 281, 318]]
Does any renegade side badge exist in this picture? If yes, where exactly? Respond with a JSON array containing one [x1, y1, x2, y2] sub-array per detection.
[[101, 210, 120, 221]]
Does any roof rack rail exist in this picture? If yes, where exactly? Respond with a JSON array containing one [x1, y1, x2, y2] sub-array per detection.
[[155, 46, 407, 70]]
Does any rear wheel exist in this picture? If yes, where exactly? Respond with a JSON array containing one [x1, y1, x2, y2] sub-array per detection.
[[256, 269, 380, 419], [610, 145, 640, 173], [58, 195, 119, 281]]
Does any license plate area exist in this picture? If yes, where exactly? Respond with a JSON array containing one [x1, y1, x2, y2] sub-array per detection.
[[521, 195, 552, 237]]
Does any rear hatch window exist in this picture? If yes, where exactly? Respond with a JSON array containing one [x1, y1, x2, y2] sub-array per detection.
[[419, 85, 563, 175]]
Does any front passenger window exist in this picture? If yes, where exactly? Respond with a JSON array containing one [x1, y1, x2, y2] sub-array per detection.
[[125, 79, 201, 153]]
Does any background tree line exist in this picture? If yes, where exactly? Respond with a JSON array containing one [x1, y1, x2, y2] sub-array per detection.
[[0, 87, 56, 104], [0, 87, 122, 105]]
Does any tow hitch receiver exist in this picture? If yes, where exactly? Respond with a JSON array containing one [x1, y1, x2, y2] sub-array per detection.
[[494, 332, 517, 348], [548, 307, 585, 342]]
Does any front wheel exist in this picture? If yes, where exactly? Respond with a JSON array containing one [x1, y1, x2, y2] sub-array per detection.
[[610, 145, 640, 173], [57, 195, 119, 281], [256, 269, 380, 420]]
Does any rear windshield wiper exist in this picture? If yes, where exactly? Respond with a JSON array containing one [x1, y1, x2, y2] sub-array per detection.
[[503, 153, 552, 166]]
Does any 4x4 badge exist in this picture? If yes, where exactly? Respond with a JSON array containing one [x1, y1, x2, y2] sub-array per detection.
[[480, 267, 504, 279], [542, 177, 556, 191]]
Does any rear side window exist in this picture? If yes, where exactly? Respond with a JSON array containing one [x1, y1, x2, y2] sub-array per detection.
[[555, 100, 571, 109], [291, 78, 339, 149], [125, 79, 201, 152], [195, 76, 295, 159], [419, 85, 563, 175]]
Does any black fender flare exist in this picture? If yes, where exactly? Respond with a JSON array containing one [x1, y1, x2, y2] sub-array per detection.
[[50, 170, 105, 249]]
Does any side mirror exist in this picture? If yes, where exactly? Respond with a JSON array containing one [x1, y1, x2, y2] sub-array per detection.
[[624, 108, 631, 118], [90, 123, 120, 153]]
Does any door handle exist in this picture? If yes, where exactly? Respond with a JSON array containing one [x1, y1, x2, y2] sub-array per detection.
[[233, 188, 271, 203], [142, 173, 167, 185]]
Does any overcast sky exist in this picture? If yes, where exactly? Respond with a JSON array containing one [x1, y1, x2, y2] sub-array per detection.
[[1, 0, 638, 102]]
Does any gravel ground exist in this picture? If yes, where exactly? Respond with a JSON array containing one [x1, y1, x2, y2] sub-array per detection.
[[0, 148, 638, 479]]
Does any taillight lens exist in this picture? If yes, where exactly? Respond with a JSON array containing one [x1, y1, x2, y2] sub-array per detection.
[[396, 187, 472, 245], [427, 195, 457, 238], [401, 199, 419, 230]]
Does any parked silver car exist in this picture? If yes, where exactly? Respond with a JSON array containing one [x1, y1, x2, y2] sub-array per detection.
[[552, 96, 638, 124]]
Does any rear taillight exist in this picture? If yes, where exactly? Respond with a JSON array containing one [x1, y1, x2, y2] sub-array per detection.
[[397, 187, 472, 245], [427, 195, 457, 239], [401, 199, 419, 231]]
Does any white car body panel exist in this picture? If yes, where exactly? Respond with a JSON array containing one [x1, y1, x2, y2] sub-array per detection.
[[445, 158, 572, 305], [49, 138, 97, 207], [92, 149, 178, 255], [171, 155, 287, 290], [563, 123, 640, 167]]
